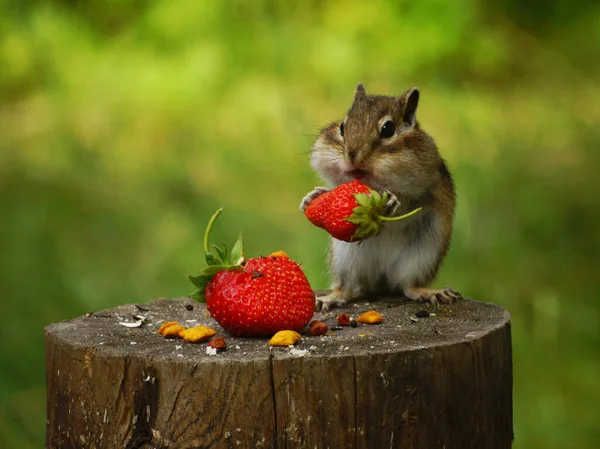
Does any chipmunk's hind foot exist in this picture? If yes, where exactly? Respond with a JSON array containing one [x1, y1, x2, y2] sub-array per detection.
[[316, 290, 348, 313], [403, 286, 462, 305]]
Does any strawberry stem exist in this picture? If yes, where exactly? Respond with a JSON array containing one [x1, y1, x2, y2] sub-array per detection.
[[378, 207, 423, 222], [204, 207, 223, 253]]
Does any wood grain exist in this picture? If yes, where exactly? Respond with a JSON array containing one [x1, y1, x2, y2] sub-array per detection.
[[45, 296, 512, 448]]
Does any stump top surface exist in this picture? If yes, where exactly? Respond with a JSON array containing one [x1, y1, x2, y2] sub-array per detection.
[[46, 295, 510, 362]]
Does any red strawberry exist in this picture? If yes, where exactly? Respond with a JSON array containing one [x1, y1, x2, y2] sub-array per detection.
[[189, 209, 315, 336], [304, 180, 422, 242]]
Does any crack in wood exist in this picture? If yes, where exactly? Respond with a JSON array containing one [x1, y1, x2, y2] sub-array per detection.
[[268, 351, 279, 449], [117, 358, 132, 448], [124, 366, 159, 449], [174, 404, 203, 442], [173, 384, 198, 441], [167, 382, 184, 424], [353, 356, 359, 449]]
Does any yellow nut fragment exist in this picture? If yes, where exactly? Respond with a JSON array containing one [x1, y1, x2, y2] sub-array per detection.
[[269, 330, 302, 346], [357, 310, 384, 324], [268, 250, 289, 259], [179, 326, 217, 343], [157, 321, 179, 336], [161, 324, 186, 338]]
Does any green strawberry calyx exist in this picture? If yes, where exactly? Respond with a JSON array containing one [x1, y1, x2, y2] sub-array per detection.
[[188, 208, 245, 302], [346, 191, 423, 242]]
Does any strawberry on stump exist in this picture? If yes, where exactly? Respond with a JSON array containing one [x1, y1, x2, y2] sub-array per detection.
[[189, 209, 316, 337], [304, 180, 422, 242]]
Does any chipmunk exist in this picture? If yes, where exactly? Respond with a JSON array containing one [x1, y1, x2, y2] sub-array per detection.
[[301, 84, 462, 312]]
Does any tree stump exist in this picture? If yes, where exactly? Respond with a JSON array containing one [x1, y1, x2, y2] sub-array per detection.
[[45, 295, 512, 449]]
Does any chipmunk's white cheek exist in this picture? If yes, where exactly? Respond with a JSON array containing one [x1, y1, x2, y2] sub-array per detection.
[[311, 150, 346, 185], [370, 159, 395, 185]]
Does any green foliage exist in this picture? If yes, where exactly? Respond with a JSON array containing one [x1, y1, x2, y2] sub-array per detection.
[[1, 1, 600, 447]]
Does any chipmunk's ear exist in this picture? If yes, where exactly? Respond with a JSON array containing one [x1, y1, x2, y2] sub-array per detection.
[[400, 87, 420, 126], [354, 83, 366, 101]]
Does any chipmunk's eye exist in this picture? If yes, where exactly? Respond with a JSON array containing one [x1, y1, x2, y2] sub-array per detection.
[[380, 120, 395, 138], [339, 122, 345, 137]]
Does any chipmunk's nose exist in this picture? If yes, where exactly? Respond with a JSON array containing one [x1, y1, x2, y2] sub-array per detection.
[[347, 150, 358, 164]]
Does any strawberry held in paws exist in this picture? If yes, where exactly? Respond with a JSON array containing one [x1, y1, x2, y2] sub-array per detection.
[[189, 209, 315, 336], [303, 180, 422, 242]]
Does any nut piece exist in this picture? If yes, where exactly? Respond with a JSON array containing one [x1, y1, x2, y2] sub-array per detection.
[[309, 321, 329, 336], [208, 337, 227, 350], [269, 250, 289, 259], [269, 330, 302, 346], [179, 326, 217, 343], [157, 321, 179, 335], [161, 324, 186, 338], [357, 310, 384, 325], [337, 314, 351, 326]]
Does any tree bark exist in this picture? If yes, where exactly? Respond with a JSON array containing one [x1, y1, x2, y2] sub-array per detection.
[[45, 295, 513, 448]]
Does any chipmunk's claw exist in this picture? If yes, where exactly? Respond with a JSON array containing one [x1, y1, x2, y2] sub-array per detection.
[[300, 186, 330, 212], [315, 289, 351, 313], [383, 190, 402, 216], [403, 286, 462, 305], [441, 286, 463, 302]]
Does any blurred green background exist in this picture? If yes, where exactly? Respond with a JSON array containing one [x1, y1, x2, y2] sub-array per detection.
[[1, 0, 599, 447]]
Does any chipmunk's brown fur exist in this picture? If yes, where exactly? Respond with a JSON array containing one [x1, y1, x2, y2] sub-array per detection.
[[301, 84, 461, 311]]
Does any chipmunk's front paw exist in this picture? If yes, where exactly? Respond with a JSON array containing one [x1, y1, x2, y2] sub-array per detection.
[[382, 190, 401, 216], [300, 186, 329, 212], [403, 286, 463, 305]]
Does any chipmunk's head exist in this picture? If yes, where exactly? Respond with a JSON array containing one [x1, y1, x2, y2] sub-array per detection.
[[311, 84, 442, 197]]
